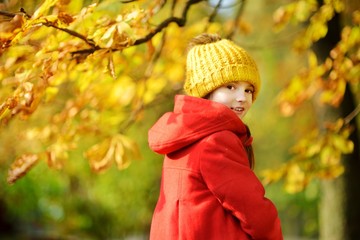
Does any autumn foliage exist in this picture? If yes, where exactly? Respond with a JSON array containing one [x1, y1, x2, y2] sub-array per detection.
[[0, 0, 247, 184], [262, 0, 359, 193], [0, 0, 359, 197]]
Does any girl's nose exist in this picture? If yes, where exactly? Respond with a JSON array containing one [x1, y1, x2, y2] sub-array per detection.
[[236, 90, 246, 102]]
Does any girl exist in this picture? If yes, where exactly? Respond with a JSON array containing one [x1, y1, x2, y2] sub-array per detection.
[[148, 33, 283, 239]]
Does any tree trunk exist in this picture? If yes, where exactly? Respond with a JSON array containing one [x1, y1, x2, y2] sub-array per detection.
[[313, 1, 360, 239], [319, 177, 345, 240], [342, 85, 360, 240], [316, 84, 360, 240]]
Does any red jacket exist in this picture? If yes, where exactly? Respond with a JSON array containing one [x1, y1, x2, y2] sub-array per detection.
[[148, 95, 283, 240]]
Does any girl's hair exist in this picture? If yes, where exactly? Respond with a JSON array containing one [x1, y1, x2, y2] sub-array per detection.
[[245, 125, 255, 169]]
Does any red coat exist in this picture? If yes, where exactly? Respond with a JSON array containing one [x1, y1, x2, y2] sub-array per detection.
[[148, 95, 283, 240]]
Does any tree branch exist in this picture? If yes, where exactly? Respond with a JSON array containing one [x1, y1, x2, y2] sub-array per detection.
[[0, 9, 98, 51], [227, 0, 246, 39], [1, 0, 202, 56], [133, 0, 203, 45], [20, 8, 31, 19], [42, 21, 98, 49], [208, 0, 223, 23], [133, 17, 184, 45], [204, 0, 223, 32], [0, 8, 31, 19], [121, 0, 138, 3], [0, 10, 16, 18], [344, 103, 360, 125]]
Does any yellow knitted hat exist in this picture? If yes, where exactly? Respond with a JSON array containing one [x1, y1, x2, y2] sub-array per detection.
[[184, 37, 261, 100]]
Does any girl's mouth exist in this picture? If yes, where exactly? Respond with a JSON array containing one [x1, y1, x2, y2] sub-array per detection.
[[231, 107, 244, 113]]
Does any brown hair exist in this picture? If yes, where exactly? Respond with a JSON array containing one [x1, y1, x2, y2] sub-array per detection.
[[245, 125, 255, 170]]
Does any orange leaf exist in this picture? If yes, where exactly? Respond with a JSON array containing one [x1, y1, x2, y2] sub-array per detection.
[[7, 154, 39, 184]]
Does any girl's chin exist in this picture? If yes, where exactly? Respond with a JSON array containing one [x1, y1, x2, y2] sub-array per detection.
[[232, 111, 245, 119]]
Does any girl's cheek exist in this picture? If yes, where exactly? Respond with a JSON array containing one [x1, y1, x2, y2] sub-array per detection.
[[247, 94, 253, 103]]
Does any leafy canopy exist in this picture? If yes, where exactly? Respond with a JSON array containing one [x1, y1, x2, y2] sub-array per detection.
[[0, 0, 247, 184]]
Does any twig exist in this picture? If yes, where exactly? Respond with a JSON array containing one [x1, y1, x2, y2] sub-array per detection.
[[344, 103, 360, 125], [133, 0, 203, 45], [170, 0, 176, 14], [133, 17, 185, 45], [42, 21, 98, 49], [0, 10, 16, 18], [0, 8, 31, 19], [20, 8, 31, 19], [120, 32, 168, 133], [203, 0, 223, 32], [121, 0, 138, 3], [208, 0, 223, 23], [227, 0, 246, 39]]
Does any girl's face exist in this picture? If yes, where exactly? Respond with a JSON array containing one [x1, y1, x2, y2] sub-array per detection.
[[208, 81, 254, 119]]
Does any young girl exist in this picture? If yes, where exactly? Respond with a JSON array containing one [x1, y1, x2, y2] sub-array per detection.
[[148, 33, 283, 239]]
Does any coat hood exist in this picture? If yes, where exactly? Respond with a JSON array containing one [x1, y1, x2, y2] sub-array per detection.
[[148, 95, 250, 154]]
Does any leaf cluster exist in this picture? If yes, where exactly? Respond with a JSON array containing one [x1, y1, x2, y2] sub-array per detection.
[[262, 119, 354, 193], [264, 0, 359, 193], [0, 0, 248, 184]]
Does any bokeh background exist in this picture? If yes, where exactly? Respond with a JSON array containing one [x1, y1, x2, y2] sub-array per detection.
[[1, 0, 359, 239]]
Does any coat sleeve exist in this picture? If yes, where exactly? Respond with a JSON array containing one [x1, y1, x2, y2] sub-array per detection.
[[199, 131, 283, 240]]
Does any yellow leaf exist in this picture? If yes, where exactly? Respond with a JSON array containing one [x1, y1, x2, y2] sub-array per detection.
[[320, 146, 340, 165], [294, 0, 317, 22], [332, 134, 354, 154], [305, 142, 321, 157], [84, 134, 140, 172], [348, 26, 360, 46], [107, 52, 116, 79], [285, 164, 306, 193], [46, 143, 69, 169], [117, 134, 141, 160], [320, 89, 334, 104], [114, 139, 128, 170], [85, 138, 114, 173], [311, 21, 328, 41], [101, 24, 117, 41], [332, 0, 345, 13], [273, 6, 292, 31], [33, 0, 58, 19], [317, 164, 344, 179], [319, 4, 334, 20], [333, 118, 344, 131], [308, 51, 318, 68], [261, 167, 286, 186]]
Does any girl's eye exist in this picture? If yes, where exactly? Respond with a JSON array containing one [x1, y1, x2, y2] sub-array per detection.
[[226, 85, 235, 90], [245, 89, 254, 94]]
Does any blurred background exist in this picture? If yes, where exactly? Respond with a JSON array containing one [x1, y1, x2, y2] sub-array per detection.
[[0, 0, 359, 239]]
